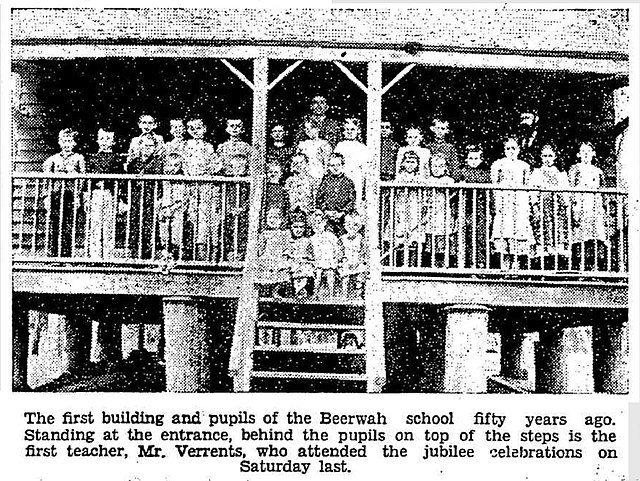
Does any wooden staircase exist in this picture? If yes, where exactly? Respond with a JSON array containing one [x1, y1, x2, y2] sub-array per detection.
[[249, 298, 368, 392]]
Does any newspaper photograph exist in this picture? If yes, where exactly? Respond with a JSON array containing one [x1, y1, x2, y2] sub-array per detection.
[[0, 2, 637, 480]]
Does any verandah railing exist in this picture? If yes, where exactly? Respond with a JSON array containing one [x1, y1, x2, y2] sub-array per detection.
[[379, 182, 628, 277], [12, 175, 629, 278], [12, 173, 251, 270]]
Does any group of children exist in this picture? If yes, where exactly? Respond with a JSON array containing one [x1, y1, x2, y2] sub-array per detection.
[[256, 207, 366, 298], [258, 117, 370, 298], [42, 115, 253, 263], [386, 123, 611, 271], [42, 109, 613, 277]]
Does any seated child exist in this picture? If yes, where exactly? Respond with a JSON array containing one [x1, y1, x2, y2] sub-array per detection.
[[255, 207, 290, 297], [424, 153, 456, 268], [218, 118, 252, 176], [338, 213, 367, 297], [458, 144, 491, 269], [285, 153, 314, 214], [284, 208, 315, 298], [309, 211, 339, 297], [157, 152, 186, 264]]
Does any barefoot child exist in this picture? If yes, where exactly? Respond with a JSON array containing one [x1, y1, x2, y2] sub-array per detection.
[[255, 207, 290, 297], [338, 213, 367, 297], [157, 152, 186, 263], [309, 211, 339, 297], [284, 209, 315, 298]]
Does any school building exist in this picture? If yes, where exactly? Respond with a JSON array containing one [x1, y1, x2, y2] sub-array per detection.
[[11, 8, 630, 393]]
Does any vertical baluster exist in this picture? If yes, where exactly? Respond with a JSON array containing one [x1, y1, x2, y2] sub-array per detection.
[[57, 179, 65, 257], [605, 193, 611, 272], [137, 179, 144, 259], [151, 180, 158, 261], [114, 180, 120, 258], [430, 187, 435, 266], [553, 191, 558, 271], [72, 179, 80, 258], [125, 181, 132, 254], [472, 188, 477, 269], [45, 179, 52, 256], [191, 181, 199, 261], [32, 179, 40, 255], [379, 187, 385, 256], [402, 187, 409, 267], [413, 186, 420, 268], [443, 187, 449, 269], [220, 182, 227, 264], [486, 187, 491, 270], [617, 193, 624, 272], [539, 188, 544, 271], [418, 187, 425, 267], [234, 182, 240, 263], [176, 179, 184, 262], [567, 189, 574, 271], [86, 178, 94, 257], [18, 180, 27, 252], [457, 186, 464, 269], [214, 183, 222, 264], [389, 187, 395, 268], [593, 190, 599, 271]]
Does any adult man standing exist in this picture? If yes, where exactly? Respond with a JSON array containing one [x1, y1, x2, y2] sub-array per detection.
[[516, 109, 542, 168]]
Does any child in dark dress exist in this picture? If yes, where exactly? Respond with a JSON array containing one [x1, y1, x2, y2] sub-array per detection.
[[458, 144, 491, 269]]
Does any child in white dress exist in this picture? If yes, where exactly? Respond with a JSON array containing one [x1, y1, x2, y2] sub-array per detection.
[[256, 207, 290, 295], [396, 126, 431, 180], [157, 152, 186, 265], [284, 153, 315, 214], [424, 154, 456, 268], [297, 121, 331, 193], [568, 141, 608, 271], [491, 137, 534, 270], [338, 213, 367, 297], [393, 149, 424, 267], [335, 118, 370, 209], [309, 211, 339, 297], [284, 209, 315, 298], [529, 143, 570, 266]]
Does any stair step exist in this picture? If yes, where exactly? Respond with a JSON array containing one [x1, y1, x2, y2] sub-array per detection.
[[251, 371, 366, 381], [260, 297, 365, 307], [256, 321, 365, 330], [254, 345, 365, 355]]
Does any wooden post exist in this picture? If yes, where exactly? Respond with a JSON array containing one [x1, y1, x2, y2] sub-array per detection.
[[535, 326, 594, 393], [442, 304, 490, 393], [163, 296, 211, 392], [229, 57, 268, 392], [364, 60, 385, 392], [12, 297, 29, 391], [593, 322, 628, 394]]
